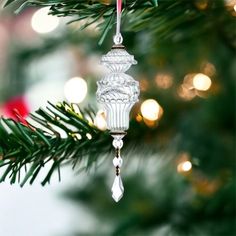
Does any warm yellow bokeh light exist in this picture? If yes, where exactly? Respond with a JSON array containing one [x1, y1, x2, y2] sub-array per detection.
[[177, 85, 196, 101], [201, 61, 216, 77], [31, 7, 59, 34], [182, 73, 195, 90], [141, 99, 161, 121], [139, 79, 149, 91], [64, 77, 87, 103], [95, 110, 107, 131], [193, 73, 212, 91], [155, 73, 173, 89], [177, 161, 192, 173], [136, 114, 143, 122]]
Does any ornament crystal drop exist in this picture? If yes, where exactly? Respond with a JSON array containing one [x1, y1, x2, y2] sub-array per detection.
[[111, 175, 124, 202]]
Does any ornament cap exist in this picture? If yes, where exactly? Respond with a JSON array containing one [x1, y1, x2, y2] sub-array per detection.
[[112, 44, 125, 49]]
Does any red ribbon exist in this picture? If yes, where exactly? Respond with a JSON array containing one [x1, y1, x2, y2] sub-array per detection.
[[117, 0, 122, 14]]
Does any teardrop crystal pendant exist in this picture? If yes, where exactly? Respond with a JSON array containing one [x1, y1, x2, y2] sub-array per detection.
[[111, 175, 124, 202]]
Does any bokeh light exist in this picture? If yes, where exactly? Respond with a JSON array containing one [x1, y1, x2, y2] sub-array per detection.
[[95, 110, 107, 131], [201, 61, 216, 77], [141, 99, 161, 121], [177, 85, 196, 101], [193, 73, 212, 91], [177, 161, 192, 173], [64, 77, 87, 103], [224, 0, 236, 16], [155, 73, 173, 89], [31, 7, 59, 34], [136, 114, 143, 122], [139, 79, 149, 91], [194, 0, 209, 10], [183, 73, 195, 90]]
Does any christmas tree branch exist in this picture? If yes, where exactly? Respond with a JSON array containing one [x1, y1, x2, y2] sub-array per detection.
[[0, 102, 110, 186], [3, 0, 234, 47], [4, 0, 158, 44]]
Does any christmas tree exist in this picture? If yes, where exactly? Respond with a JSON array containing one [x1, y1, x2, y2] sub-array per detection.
[[0, 0, 235, 235]]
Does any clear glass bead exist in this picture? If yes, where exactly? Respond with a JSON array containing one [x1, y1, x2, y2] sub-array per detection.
[[112, 138, 123, 149], [113, 157, 123, 167]]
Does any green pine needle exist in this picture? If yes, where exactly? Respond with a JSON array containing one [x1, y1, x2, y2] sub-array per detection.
[[0, 102, 110, 186], [3, 0, 158, 44]]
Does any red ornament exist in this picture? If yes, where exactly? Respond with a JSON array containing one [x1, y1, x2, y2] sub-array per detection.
[[3, 96, 30, 120]]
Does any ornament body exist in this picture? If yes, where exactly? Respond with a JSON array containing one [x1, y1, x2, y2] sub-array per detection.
[[96, 45, 139, 133]]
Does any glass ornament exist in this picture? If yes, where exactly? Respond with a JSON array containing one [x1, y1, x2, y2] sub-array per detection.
[[96, 44, 140, 202], [96, 45, 139, 132], [96, 0, 140, 202]]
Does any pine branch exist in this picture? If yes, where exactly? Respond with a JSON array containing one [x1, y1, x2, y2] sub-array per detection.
[[4, 0, 158, 14], [0, 102, 110, 186], [3, 0, 158, 44], [3, 0, 234, 48]]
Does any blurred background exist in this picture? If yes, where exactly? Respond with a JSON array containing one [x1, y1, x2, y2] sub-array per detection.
[[0, 0, 235, 235]]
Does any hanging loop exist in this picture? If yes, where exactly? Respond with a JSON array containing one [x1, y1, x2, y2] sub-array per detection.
[[113, 33, 123, 45], [114, 0, 123, 45]]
